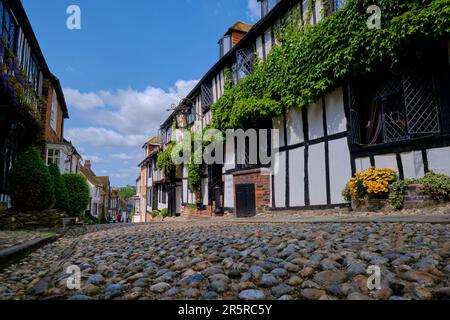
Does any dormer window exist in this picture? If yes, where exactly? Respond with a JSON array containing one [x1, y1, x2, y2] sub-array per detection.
[[219, 35, 232, 58]]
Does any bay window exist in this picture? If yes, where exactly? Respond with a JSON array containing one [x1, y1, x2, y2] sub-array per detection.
[[47, 149, 61, 167]]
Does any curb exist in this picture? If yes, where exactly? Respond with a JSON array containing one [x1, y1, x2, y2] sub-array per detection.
[[0, 235, 61, 271]]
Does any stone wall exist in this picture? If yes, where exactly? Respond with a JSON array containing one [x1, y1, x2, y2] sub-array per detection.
[[403, 184, 440, 209]]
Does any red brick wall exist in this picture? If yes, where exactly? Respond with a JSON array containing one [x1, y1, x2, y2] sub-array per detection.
[[233, 168, 271, 213]]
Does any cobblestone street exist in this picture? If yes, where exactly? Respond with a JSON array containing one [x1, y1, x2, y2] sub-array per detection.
[[0, 218, 449, 300]]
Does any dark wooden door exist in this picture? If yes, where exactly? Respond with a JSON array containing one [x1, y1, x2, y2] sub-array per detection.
[[235, 184, 256, 217]]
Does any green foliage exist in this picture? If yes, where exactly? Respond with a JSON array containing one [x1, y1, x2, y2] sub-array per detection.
[[388, 172, 450, 210], [389, 180, 408, 211], [48, 163, 69, 212], [62, 174, 90, 217], [151, 210, 160, 218], [160, 208, 169, 218], [420, 171, 450, 202], [341, 183, 352, 202], [9, 146, 55, 212], [157, 142, 176, 178], [211, 0, 450, 131], [118, 185, 136, 200]]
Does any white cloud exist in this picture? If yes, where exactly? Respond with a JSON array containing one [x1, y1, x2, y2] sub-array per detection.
[[64, 79, 197, 148], [247, 0, 261, 21], [64, 79, 197, 137], [110, 153, 139, 161], [80, 154, 106, 164], [66, 127, 147, 148], [64, 88, 105, 110]]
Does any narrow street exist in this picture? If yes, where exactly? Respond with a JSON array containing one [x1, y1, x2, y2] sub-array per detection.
[[0, 215, 449, 300]]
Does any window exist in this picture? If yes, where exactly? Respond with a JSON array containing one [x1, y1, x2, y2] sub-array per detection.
[[350, 70, 441, 146], [187, 104, 195, 125], [162, 185, 167, 204], [232, 48, 254, 83], [219, 35, 232, 58], [146, 187, 152, 206], [47, 149, 61, 166], [1, 2, 16, 52], [201, 83, 213, 112], [50, 91, 57, 131]]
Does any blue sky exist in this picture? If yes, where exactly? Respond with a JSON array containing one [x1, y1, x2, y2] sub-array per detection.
[[22, 0, 262, 186]]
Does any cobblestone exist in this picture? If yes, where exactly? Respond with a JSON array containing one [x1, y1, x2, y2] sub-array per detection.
[[0, 220, 448, 300]]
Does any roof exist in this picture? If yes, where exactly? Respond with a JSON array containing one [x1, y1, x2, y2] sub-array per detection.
[[80, 165, 100, 186], [223, 21, 253, 37], [63, 138, 82, 158], [142, 136, 161, 148], [158, 0, 293, 127], [51, 75, 69, 119], [96, 176, 110, 191]]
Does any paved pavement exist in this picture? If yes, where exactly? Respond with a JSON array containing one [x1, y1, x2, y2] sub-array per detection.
[[0, 218, 448, 300]]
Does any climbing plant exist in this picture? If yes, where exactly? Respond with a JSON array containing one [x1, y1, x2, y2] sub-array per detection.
[[211, 0, 450, 131]]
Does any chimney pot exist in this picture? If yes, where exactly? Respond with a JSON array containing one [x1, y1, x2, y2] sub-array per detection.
[[85, 160, 91, 170]]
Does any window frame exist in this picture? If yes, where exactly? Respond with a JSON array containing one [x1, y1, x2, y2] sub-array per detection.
[[47, 148, 61, 167], [50, 90, 58, 131]]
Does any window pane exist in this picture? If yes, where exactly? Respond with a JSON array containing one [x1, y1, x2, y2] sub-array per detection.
[[0, 1, 4, 37]]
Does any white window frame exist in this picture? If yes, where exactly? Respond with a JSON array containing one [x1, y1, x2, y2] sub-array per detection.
[[47, 148, 61, 167], [50, 90, 58, 131]]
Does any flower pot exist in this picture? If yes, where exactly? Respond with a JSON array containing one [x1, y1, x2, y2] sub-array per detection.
[[365, 193, 389, 212], [351, 199, 365, 212]]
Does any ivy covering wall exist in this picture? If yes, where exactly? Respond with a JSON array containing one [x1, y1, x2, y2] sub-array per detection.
[[211, 0, 450, 131]]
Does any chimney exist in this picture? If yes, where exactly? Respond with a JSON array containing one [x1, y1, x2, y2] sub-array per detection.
[[219, 21, 253, 58], [85, 160, 91, 171], [258, 0, 280, 18]]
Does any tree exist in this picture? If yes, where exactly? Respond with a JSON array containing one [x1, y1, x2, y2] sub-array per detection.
[[62, 173, 90, 217], [48, 163, 69, 212], [9, 146, 55, 212], [118, 185, 136, 201]]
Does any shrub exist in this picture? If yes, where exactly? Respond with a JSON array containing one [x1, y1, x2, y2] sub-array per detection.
[[389, 180, 408, 211], [341, 183, 352, 202], [151, 210, 160, 218], [420, 172, 450, 202], [48, 163, 69, 212], [62, 174, 90, 217], [347, 168, 398, 200], [160, 208, 169, 218], [9, 146, 55, 212]]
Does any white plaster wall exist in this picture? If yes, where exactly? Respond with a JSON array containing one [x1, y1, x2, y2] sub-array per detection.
[[273, 116, 285, 148], [182, 179, 188, 203], [273, 151, 286, 208], [308, 100, 324, 140], [428, 147, 450, 176], [202, 178, 209, 206], [315, 0, 323, 23], [289, 147, 305, 207], [401, 151, 425, 179], [375, 154, 398, 171], [224, 174, 234, 209], [264, 28, 272, 58], [224, 139, 236, 171], [286, 107, 304, 146], [256, 36, 264, 61], [325, 87, 347, 135], [355, 157, 371, 172], [329, 138, 352, 204], [308, 143, 327, 205]]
